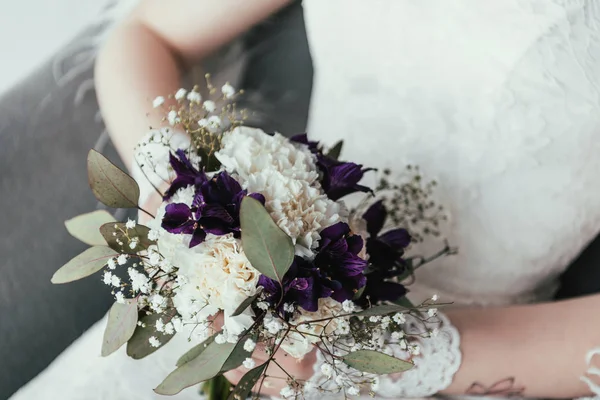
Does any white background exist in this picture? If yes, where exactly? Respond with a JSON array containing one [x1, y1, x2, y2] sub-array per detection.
[[0, 0, 107, 94]]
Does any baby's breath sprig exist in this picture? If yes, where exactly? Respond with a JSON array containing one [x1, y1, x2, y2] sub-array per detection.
[[151, 75, 245, 172]]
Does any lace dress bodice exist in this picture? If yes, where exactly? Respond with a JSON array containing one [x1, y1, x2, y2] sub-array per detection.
[[10, 1, 600, 400], [303, 0, 600, 307]]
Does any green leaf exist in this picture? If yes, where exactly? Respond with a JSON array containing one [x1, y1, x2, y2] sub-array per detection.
[[352, 304, 409, 318], [87, 149, 140, 208], [203, 375, 232, 399], [342, 350, 413, 374], [176, 333, 217, 367], [102, 299, 139, 357], [240, 196, 294, 284], [65, 210, 116, 246], [392, 296, 415, 309], [221, 332, 258, 373], [51, 246, 118, 284], [100, 222, 156, 254], [197, 146, 221, 172], [155, 340, 237, 395], [230, 291, 262, 317], [326, 140, 343, 160], [126, 311, 176, 360], [353, 285, 366, 301], [227, 363, 267, 400]]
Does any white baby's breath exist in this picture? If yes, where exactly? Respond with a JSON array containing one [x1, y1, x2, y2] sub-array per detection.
[[149, 336, 161, 348], [174, 88, 187, 101], [242, 357, 256, 369], [243, 338, 256, 352], [114, 292, 126, 304], [167, 110, 180, 126], [152, 96, 165, 108], [125, 219, 136, 229], [203, 100, 216, 113], [187, 90, 201, 103], [117, 254, 128, 265], [221, 83, 235, 99]]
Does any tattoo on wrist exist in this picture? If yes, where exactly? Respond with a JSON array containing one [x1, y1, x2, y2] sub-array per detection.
[[466, 377, 525, 397]]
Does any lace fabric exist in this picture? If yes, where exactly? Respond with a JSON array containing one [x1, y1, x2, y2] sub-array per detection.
[[305, 312, 461, 399]]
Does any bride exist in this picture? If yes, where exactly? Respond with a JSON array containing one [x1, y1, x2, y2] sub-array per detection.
[[12, 0, 600, 398]]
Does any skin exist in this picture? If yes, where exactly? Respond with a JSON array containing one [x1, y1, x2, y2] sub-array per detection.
[[95, 1, 599, 397]]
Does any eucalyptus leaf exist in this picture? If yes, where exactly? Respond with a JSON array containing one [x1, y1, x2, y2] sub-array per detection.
[[154, 340, 236, 395], [100, 222, 156, 254], [326, 140, 343, 160], [342, 350, 413, 374], [230, 291, 262, 317], [392, 296, 415, 309], [65, 210, 115, 246], [352, 304, 409, 318], [51, 246, 118, 284], [227, 363, 267, 400], [87, 149, 140, 208], [221, 332, 258, 373], [204, 375, 231, 400], [102, 299, 139, 357], [126, 311, 176, 360], [176, 333, 218, 367], [240, 196, 294, 283]]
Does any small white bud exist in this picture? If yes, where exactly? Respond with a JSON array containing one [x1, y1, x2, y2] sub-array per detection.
[[152, 96, 165, 108]]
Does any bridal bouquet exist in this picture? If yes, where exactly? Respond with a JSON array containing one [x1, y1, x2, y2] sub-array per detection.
[[53, 79, 450, 399]]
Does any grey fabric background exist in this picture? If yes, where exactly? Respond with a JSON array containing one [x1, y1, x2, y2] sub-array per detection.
[[0, 1, 597, 398]]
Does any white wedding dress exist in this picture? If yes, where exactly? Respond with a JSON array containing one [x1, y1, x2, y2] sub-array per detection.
[[11, 1, 600, 399]]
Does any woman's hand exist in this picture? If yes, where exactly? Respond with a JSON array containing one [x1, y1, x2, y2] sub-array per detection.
[[223, 342, 317, 396]]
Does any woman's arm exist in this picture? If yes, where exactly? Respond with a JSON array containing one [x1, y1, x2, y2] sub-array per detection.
[[95, 0, 291, 169], [442, 294, 599, 398]]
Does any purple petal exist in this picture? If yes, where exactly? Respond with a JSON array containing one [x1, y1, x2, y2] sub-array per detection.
[[162, 203, 195, 234], [248, 192, 266, 205], [363, 200, 386, 237], [321, 161, 374, 201], [379, 228, 411, 249], [163, 178, 191, 200], [290, 134, 320, 153], [216, 171, 243, 199], [173, 149, 198, 172], [320, 222, 350, 243], [346, 234, 364, 256], [338, 254, 368, 276], [189, 228, 206, 248], [201, 204, 235, 224], [258, 275, 280, 294], [372, 282, 407, 302]]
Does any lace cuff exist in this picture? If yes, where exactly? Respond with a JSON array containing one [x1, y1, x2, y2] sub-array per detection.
[[579, 348, 600, 399], [305, 311, 461, 398]]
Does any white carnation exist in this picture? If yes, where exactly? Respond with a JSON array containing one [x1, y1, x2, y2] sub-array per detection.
[[171, 234, 260, 331], [245, 169, 343, 254], [216, 127, 319, 184]]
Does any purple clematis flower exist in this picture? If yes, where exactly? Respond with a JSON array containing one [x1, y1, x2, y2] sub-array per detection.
[[291, 133, 375, 201], [363, 200, 411, 270], [258, 257, 340, 313], [163, 150, 208, 200], [317, 157, 375, 201], [358, 200, 411, 303], [161, 171, 265, 248], [313, 222, 368, 303]]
